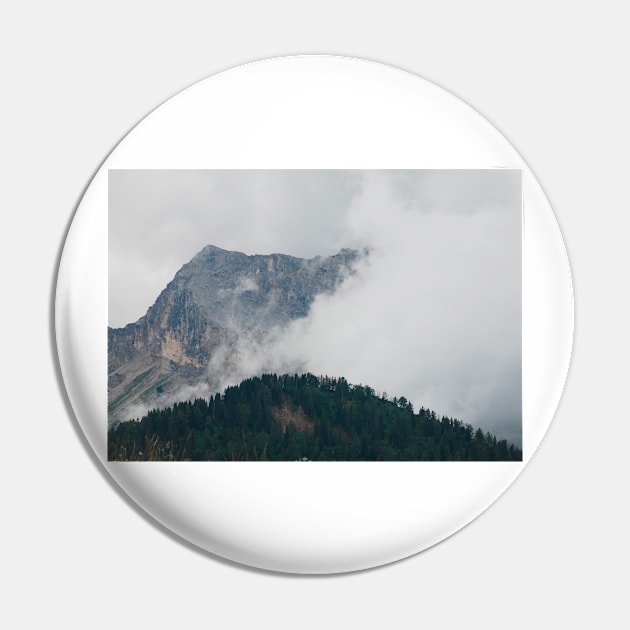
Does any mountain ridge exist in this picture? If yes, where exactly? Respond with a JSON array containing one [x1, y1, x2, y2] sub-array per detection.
[[108, 245, 361, 424]]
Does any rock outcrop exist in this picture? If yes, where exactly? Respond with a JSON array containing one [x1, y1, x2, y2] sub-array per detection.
[[108, 245, 360, 423]]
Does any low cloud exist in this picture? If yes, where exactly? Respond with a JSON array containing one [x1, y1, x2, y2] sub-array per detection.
[[270, 172, 522, 444]]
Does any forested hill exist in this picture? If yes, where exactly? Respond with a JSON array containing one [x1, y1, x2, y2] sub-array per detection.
[[108, 373, 522, 462]]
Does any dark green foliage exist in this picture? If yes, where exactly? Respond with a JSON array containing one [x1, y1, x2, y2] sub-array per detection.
[[108, 373, 522, 462]]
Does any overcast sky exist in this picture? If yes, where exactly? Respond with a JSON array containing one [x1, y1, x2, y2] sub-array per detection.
[[109, 169, 522, 443]]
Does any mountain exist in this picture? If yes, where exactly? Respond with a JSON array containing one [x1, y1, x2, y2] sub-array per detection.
[[108, 245, 361, 424], [108, 373, 523, 461]]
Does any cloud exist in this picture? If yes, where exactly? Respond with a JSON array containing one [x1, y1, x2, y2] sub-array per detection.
[[268, 171, 522, 444], [108, 170, 359, 327]]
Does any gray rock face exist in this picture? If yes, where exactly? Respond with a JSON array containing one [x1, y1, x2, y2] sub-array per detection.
[[108, 245, 360, 423]]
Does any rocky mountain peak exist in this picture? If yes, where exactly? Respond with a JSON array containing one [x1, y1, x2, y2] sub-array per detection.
[[108, 245, 362, 424]]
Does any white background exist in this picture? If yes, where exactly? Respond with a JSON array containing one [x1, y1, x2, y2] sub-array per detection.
[[2, 1, 628, 628]]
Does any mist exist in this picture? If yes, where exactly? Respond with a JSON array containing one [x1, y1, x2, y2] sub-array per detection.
[[244, 172, 521, 444]]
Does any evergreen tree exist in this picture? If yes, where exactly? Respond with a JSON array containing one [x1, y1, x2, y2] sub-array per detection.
[[108, 372, 523, 462]]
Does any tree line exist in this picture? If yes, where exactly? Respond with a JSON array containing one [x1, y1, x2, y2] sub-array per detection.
[[108, 373, 522, 461]]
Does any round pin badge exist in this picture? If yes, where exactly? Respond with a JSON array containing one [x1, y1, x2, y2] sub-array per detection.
[[56, 56, 573, 574]]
